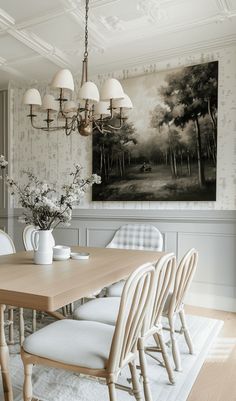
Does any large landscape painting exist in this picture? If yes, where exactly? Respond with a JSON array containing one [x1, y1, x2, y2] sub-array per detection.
[[92, 61, 218, 201]]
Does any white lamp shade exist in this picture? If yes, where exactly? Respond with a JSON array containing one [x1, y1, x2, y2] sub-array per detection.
[[78, 81, 99, 103], [94, 101, 110, 116], [23, 88, 42, 106], [100, 78, 125, 101], [113, 93, 133, 109], [63, 101, 77, 113], [51, 69, 74, 91], [42, 94, 58, 111]]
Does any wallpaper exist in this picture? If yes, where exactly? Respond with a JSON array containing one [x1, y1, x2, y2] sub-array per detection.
[[9, 45, 236, 210]]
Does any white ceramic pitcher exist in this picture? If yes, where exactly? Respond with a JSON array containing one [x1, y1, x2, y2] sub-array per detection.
[[31, 229, 54, 265]]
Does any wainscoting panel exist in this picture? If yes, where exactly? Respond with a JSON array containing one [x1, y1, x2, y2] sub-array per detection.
[[53, 228, 80, 247], [5, 208, 236, 312]]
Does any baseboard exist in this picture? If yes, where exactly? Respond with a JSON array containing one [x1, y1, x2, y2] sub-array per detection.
[[186, 290, 236, 312]]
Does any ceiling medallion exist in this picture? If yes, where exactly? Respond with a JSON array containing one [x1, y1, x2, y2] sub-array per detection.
[[23, 0, 133, 136]]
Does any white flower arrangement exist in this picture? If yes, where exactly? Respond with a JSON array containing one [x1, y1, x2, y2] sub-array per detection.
[[6, 163, 101, 230]]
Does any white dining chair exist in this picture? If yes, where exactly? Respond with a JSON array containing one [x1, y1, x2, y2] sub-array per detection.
[[162, 248, 198, 372], [106, 224, 163, 297], [22, 225, 40, 333], [22, 225, 35, 251], [22, 225, 69, 320], [21, 262, 155, 401], [73, 253, 176, 392], [0, 229, 25, 345]]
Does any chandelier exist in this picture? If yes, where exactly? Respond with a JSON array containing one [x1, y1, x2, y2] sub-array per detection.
[[23, 0, 133, 136]]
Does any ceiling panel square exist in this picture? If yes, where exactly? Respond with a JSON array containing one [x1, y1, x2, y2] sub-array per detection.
[[0, 0, 63, 23], [12, 57, 58, 81], [29, 14, 83, 50], [0, 35, 36, 61]]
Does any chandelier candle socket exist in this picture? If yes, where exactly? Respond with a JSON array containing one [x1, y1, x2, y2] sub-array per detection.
[[23, 0, 133, 136]]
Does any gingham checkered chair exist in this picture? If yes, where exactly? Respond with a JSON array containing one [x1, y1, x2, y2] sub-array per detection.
[[105, 224, 163, 297]]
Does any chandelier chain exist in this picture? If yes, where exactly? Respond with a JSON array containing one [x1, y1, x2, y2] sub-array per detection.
[[84, 0, 89, 59]]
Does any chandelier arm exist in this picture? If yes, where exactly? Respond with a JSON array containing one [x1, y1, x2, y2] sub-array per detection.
[[27, 108, 68, 132]]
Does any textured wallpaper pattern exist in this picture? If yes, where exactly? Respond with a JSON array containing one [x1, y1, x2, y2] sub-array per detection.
[[9, 45, 236, 210]]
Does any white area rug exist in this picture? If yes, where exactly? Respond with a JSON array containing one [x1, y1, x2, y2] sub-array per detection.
[[1, 314, 223, 401]]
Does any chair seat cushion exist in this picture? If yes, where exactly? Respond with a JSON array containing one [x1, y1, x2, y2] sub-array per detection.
[[23, 320, 115, 370], [73, 297, 120, 326], [107, 280, 125, 297]]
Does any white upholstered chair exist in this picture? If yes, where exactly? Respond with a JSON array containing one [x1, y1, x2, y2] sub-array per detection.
[[162, 248, 198, 372], [21, 263, 155, 401], [106, 224, 163, 297], [73, 253, 176, 395], [0, 229, 24, 345]]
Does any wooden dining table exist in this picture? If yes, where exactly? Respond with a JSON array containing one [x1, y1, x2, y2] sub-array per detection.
[[0, 246, 166, 401]]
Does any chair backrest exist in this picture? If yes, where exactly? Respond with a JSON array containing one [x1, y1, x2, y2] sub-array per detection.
[[23, 225, 38, 251], [108, 262, 155, 373], [106, 224, 163, 251], [0, 229, 16, 255], [149, 253, 176, 329], [23, 225, 55, 251], [168, 248, 198, 316]]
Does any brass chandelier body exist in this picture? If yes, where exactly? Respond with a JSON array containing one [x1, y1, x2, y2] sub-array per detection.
[[23, 0, 133, 136]]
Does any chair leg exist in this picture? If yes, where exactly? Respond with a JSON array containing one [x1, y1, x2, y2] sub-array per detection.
[[62, 306, 67, 317], [8, 307, 14, 345], [23, 363, 33, 401], [129, 361, 143, 401], [179, 309, 194, 354], [154, 331, 175, 384], [107, 381, 117, 401], [169, 316, 182, 372], [138, 339, 153, 401], [32, 310, 37, 333], [19, 308, 25, 346]]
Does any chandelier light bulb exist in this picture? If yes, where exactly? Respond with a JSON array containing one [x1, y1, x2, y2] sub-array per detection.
[[51, 69, 74, 91], [23, 88, 42, 106], [100, 78, 125, 101], [42, 94, 58, 111], [113, 94, 133, 109], [94, 101, 110, 116], [23, 0, 132, 136], [78, 81, 100, 103]]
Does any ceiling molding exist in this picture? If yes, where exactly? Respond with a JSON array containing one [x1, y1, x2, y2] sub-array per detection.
[[0, 7, 71, 69], [9, 29, 71, 68], [215, 0, 230, 12], [16, 8, 74, 30], [0, 8, 15, 28], [92, 34, 236, 74], [0, 56, 6, 66]]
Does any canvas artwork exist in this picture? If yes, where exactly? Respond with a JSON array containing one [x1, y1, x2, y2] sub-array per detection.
[[92, 61, 218, 201]]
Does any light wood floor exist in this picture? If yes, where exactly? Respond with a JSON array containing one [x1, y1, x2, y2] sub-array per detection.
[[186, 305, 236, 401]]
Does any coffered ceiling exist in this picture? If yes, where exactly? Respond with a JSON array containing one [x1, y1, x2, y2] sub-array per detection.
[[0, 0, 236, 88]]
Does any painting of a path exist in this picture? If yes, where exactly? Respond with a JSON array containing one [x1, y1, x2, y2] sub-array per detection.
[[92, 61, 218, 201]]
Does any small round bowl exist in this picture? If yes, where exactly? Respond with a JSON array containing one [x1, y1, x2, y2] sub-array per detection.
[[53, 245, 71, 261]]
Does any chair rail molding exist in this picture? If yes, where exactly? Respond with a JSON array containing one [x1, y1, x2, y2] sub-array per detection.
[[5, 207, 236, 313]]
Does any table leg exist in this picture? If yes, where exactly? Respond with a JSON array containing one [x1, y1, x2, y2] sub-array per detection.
[[46, 311, 66, 320], [0, 304, 13, 401]]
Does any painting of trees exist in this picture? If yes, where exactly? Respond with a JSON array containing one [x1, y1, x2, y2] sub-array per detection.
[[92, 61, 218, 201]]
